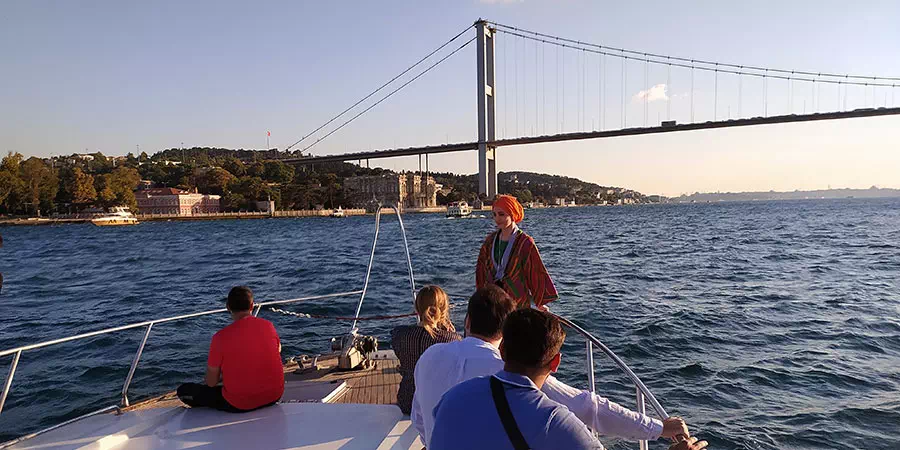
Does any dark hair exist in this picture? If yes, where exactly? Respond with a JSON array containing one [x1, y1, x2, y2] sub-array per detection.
[[501, 309, 566, 368], [227, 286, 254, 312], [467, 285, 517, 338]]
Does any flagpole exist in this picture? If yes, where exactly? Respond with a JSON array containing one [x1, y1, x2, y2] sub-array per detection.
[[266, 131, 270, 150]]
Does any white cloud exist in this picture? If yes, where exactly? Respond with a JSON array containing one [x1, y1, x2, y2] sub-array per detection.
[[633, 84, 668, 103]]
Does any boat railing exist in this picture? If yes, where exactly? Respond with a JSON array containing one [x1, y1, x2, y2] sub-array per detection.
[[0, 290, 364, 448], [551, 313, 669, 450]]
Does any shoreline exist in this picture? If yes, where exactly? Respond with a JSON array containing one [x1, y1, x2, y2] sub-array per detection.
[[0, 206, 458, 226]]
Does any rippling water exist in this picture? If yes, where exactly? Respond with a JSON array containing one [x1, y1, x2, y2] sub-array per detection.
[[1, 199, 899, 449]]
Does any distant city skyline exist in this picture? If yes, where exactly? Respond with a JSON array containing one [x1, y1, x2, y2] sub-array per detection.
[[2, 1, 899, 197]]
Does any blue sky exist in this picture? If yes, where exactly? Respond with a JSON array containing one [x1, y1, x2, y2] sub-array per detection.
[[2, 1, 899, 196]]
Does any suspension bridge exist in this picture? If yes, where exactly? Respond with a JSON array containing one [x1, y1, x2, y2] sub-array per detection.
[[280, 20, 900, 197]]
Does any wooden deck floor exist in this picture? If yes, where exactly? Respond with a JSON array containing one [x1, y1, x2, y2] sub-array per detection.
[[127, 353, 402, 411]]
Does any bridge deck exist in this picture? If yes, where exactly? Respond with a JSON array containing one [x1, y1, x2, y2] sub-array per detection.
[[282, 107, 900, 165]]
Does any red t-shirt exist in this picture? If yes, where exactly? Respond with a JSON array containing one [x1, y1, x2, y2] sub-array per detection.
[[207, 316, 284, 410]]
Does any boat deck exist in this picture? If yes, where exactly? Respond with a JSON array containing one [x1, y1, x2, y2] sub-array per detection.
[[7, 352, 417, 450], [127, 352, 401, 411]]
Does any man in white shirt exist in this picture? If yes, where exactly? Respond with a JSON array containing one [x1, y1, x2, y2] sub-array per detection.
[[412, 285, 689, 448]]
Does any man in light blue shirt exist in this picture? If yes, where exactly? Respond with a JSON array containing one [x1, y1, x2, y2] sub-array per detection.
[[430, 308, 602, 449], [413, 286, 688, 447]]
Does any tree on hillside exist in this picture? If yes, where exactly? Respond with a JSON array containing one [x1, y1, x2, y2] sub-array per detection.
[[20, 157, 58, 215], [68, 167, 97, 208], [220, 157, 246, 177], [0, 152, 25, 213], [263, 161, 294, 184], [196, 168, 236, 196]]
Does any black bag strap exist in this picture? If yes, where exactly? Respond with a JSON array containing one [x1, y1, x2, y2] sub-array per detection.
[[489, 376, 530, 450]]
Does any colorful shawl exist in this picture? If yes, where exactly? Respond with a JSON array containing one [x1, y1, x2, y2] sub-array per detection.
[[476, 230, 558, 308]]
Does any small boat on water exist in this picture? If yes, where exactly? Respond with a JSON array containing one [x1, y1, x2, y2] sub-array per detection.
[[90, 206, 139, 226], [331, 207, 345, 218], [446, 201, 472, 218]]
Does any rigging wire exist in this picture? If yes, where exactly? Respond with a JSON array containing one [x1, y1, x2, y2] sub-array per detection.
[[488, 21, 900, 82], [300, 36, 476, 153], [285, 24, 474, 152]]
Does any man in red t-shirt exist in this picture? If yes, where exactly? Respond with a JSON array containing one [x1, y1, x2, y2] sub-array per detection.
[[177, 286, 285, 412]]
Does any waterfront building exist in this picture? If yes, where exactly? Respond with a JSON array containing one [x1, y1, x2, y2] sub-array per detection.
[[344, 173, 437, 208], [135, 188, 221, 215]]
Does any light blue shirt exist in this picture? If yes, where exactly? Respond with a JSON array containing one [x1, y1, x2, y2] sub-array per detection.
[[429, 371, 604, 450]]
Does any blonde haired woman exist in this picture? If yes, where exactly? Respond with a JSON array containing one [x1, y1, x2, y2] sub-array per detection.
[[391, 285, 461, 414]]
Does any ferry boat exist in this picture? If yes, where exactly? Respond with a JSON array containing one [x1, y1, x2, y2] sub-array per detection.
[[0, 206, 670, 450], [331, 206, 345, 218], [445, 201, 472, 218], [90, 206, 139, 226]]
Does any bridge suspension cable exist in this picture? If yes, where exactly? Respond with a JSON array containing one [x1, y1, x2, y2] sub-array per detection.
[[491, 26, 900, 88], [285, 24, 475, 153], [488, 21, 900, 83], [296, 35, 475, 154]]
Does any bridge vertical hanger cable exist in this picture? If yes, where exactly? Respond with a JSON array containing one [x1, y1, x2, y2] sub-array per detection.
[[514, 33, 519, 137], [536, 40, 539, 135], [738, 70, 743, 118], [644, 56, 649, 127], [285, 24, 474, 152], [542, 44, 547, 134], [599, 53, 604, 130], [622, 56, 626, 128], [789, 77, 793, 114], [503, 32, 507, 139], [764, 70, 769, 117], [814, 80, 818, 112], [523, 36, 529, 136], [583, 48, 587, 131], [714, 65, 718, 121], [690, 64, 694, 123], [556, 44, 559, 134], [562, 45, 566, 132], [666, 62, 671, 121]]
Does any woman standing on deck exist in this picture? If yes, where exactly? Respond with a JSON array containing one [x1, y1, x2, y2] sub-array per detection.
[[391, 286, 460, 414], [476, 195, 558, 309]]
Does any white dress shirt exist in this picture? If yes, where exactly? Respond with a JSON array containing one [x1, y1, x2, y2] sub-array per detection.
[[411, 336, 663, 447]]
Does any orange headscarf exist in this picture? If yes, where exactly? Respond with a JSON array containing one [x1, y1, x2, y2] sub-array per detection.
[[493, 195, 524, 223]]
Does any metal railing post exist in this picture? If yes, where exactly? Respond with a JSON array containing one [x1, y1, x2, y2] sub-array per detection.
[[585, 341, 595, 393], [0, 350, 22, 415], [636, 386, 648, 450], [121, 324, 153, 407]]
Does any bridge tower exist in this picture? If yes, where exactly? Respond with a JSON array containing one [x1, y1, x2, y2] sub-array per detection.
[[475, 20, 497, 198]]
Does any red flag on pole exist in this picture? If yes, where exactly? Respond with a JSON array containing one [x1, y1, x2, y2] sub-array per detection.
[[267, 130, 271, 137]]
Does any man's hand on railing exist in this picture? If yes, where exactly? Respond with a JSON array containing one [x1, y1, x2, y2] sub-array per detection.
[[668, 436, 708, 450], [661, 416, 690, 441]]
